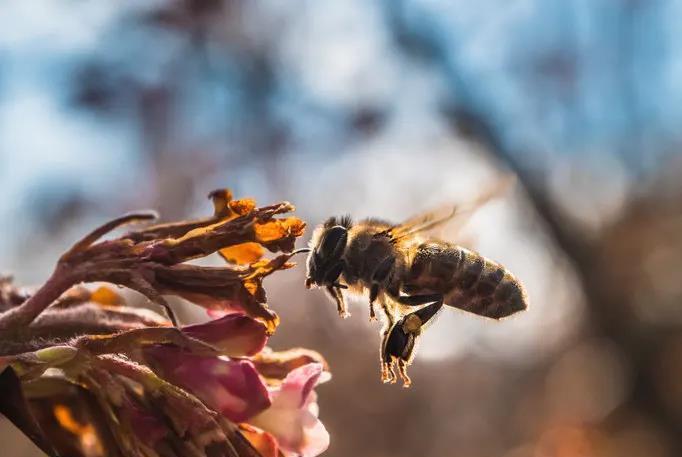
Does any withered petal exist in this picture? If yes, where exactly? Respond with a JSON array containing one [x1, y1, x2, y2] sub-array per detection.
[[219, 242, 265, 265], [229, 198, 257, 216], [182, 314, 268, 357], [251, 348, 329, 382]]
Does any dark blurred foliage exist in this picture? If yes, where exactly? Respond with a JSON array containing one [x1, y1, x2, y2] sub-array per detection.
[[1, 0, 682, 456]]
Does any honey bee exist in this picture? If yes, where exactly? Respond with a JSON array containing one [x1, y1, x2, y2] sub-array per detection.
[[302, 181, 528, 387]]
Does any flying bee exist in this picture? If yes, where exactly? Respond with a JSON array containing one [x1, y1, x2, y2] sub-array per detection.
[[302, 180, 529, 387]]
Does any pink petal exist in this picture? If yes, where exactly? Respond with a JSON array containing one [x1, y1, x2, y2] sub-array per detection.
[[251, 347, 329, 382], [144, 346, 271, 422], [182, 314, 268, 357], [250, 363, 330, 457], [278, 363, 322, 409], [206, 309, 229, 319]]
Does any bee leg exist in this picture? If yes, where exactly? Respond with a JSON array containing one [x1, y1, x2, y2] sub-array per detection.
[[381, 361, 390, 382], [397, 359, 412, 388], [369, 284, 379, 321], [382, 295, 443, 387], [369, 256, 394, 322], [388, 360, 398, 383], [379, 300, 394, 337], [381, 358, 397, 384], [326, 285, 350, 318]]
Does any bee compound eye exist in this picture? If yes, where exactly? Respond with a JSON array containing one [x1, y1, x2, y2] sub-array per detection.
[[319, 226, 348, 259]]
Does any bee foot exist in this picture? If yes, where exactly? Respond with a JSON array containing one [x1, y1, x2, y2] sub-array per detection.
[[397, 360, 412, 387], [339, 311, 351, 319], [381, 363, 394, 383]]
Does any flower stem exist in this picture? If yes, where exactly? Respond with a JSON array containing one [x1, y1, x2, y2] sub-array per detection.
[[0, 267, 77, 332]]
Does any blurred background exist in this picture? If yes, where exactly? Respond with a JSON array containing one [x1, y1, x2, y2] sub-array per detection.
[[1, 0, 682, 456]]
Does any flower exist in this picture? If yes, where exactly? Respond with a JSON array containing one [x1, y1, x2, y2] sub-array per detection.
[[143, 345, 271, 423], [0, 189, 330, 457], [251, 363, 330, 457]]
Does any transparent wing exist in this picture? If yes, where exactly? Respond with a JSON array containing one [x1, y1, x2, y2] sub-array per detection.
[[390, 175, 515, 241]]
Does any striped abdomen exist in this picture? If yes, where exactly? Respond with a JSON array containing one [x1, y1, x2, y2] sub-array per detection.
[[403, 241, 528, 319]]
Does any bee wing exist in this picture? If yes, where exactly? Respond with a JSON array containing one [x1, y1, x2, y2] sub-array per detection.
[[390, 175, 515, 241]]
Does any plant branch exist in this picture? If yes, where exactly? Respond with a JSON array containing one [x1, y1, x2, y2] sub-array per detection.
[[0, 266, 78, 332]]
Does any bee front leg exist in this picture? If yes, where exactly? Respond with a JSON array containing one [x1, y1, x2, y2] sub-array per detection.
[[326, 285, 349, 318]]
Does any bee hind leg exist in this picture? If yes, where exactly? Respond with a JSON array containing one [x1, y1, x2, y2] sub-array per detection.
[[381, 358, 397, 384], [397, 359, 412, 388], [378, 297, 396, 377], [381, 294, 443, 387]]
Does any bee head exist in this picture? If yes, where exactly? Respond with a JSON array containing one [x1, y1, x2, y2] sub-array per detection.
[[305, 216, 352, 289]]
